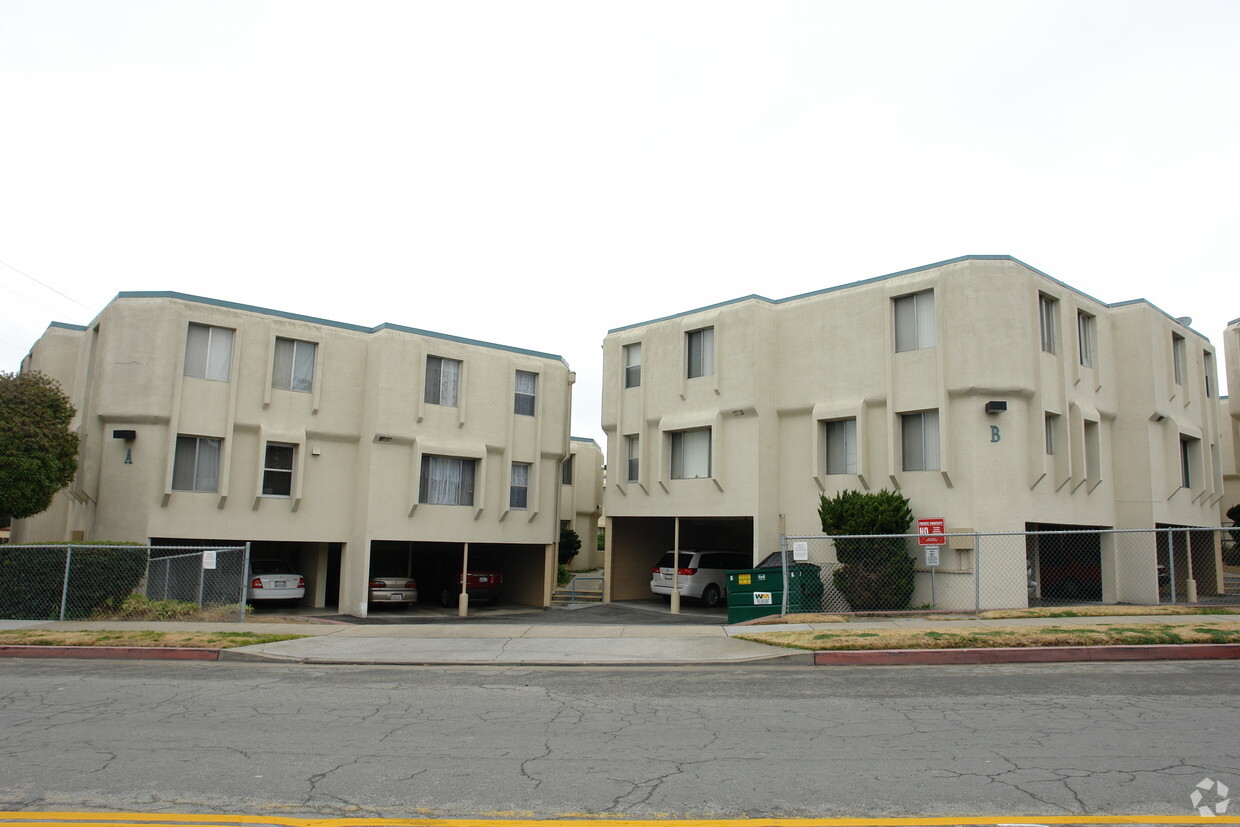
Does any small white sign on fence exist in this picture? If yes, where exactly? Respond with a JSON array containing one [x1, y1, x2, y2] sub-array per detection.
[[793, 541, 809, 561], [202, 550, 217, 570]]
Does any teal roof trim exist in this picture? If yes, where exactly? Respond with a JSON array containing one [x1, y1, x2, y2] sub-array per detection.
[[48, 321, 87, 331], [605, 254, 1160, 335], [570, 436, 599, 446], [114, 291, 566, 364]]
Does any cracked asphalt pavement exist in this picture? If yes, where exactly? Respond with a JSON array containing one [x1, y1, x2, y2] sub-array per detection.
[[1, 658, 1237, 821]]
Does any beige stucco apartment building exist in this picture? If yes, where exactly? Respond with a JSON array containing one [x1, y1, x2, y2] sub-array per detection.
[[1221, 318, 1240, 521], [13, 292, 577, 616], [559, 437, 604, 570], [601, 256, 1227, 610]]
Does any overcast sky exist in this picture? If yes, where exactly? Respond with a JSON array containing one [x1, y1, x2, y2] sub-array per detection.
[[2, 0, 1237, 445]]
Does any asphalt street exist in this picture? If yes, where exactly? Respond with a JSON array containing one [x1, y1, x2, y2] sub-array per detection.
[[2, 658, 1237, 822]]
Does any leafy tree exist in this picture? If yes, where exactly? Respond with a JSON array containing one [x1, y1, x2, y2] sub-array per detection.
[[819, 489, 916, 611], [0, 371, 79, 520], [558, 525, 582, 567]]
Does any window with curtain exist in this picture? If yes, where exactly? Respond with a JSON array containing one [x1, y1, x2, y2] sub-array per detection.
[[670, 428, 711, 479], [172, 435, 222, 492], [514, 370, 537, 416], [894, 290, 935, 352], [1039, 294, 1058, 354], [623, 343, 641, 388], [425, 356, 462, 406], [262, 443, 295, 497], [900, 410, 940, 471], [272, 338, 316, 392], [686, 327, 714, 378], [419, 455, 476, 505], [184, 324, 234, 381], [510, 462, 530, 509], [1077, 311, 1095, 368], [1044, 413, 1058, 455], [626, 435, 639, 482], [824, 418, 857, 475]]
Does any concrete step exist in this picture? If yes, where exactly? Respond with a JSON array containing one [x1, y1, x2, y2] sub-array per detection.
[[551, 584, 604, 604]]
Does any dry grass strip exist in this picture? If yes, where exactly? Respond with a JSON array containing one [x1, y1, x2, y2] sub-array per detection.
[[742, 604, 1239, 626], [0, 630, 306, 649], [734, 621, 1240, 651]]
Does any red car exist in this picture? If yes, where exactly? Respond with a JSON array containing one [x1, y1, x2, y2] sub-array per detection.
[[438, 570, 502, 607]]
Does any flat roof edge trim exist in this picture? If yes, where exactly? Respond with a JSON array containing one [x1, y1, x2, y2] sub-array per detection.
[[112, 291, 566, 364]]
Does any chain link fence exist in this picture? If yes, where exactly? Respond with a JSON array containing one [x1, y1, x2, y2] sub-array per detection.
[[0, 544, 251, 622], [772, 527, 1238, 616]]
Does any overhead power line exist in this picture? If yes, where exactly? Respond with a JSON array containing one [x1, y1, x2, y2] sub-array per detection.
[[0, 257, 94, 311]]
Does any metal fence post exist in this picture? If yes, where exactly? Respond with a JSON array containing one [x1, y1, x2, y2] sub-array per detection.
[[59, 545, 74, 621], [1166, 526, 1177, 604], [974, 532, 981, 615], [237, 542, 252, 623], [780, 534, 789, 617]]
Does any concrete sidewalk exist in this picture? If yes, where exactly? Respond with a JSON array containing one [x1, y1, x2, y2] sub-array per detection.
[[3, 606, 1239, 666]]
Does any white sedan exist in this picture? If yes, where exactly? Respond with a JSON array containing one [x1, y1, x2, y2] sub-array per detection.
[[247, 560, 306, 604]]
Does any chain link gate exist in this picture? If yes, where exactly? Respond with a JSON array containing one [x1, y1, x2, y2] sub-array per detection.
[[0, 543, 252, 622], [775, 527, 1237, 616]]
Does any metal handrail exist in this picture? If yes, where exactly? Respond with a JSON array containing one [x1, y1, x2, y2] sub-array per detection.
[[567, 576, 604, 603]]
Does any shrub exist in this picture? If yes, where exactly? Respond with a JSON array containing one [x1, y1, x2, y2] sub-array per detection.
[[819, 490, 916, 612], [558, 526, 582, 567], [0, 543, 147, 620]]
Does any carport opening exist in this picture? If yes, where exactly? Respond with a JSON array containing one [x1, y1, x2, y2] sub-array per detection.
[[369, 540, 549, 610], [150, 538, 340, 612], [1025, 523, 1104, 603], [1156, 524, 1221, 600], [607, 516, 754, 602]]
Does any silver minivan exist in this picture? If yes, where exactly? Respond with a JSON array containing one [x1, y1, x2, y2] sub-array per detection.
[[649, 550, 752, 607]]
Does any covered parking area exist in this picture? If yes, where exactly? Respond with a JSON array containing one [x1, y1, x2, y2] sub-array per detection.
[[604, 515, 754, 602], [368, 539, 553, 610]]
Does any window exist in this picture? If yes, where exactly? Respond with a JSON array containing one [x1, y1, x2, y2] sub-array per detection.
[[670, 428, 711, 479], [894, 290, 935, 352], [686, 327, 714, 378], [1039, 294, 1058, 354], [623, 343, 641, 388], [1084, 420, 1101, 482], [626, 435, 640, 482], [419, 455, 476, 506], [1204, 352, 1214, 397], [509, 462, 530, 509], [1077, 311, 1095, 368], [514, 370, 537, 416], [824, 418, 857, 475], [262, 443, 295, 497], [184, 324, 233, 381], [272, 338, 316, 392], [900, 410, 940, 471], [172, 436, 221, 492], [561, 455, 574, 485], [1172, 334, 1185, 386], [425, 356, 462, 406], [1044, 413, 1057, 455], [1179, 437, 1194, 488]]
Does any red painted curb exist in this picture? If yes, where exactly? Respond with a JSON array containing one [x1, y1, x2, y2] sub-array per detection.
[[0, 645, 221, 661], [814, 643, 1240, 666]]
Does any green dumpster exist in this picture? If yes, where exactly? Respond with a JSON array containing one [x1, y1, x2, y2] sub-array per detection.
[[726, 568, 783, 623], [726, 565, 826, 624]]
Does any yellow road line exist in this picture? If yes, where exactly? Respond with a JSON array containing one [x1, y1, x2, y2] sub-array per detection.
[[5, 813, 1240, 826]]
